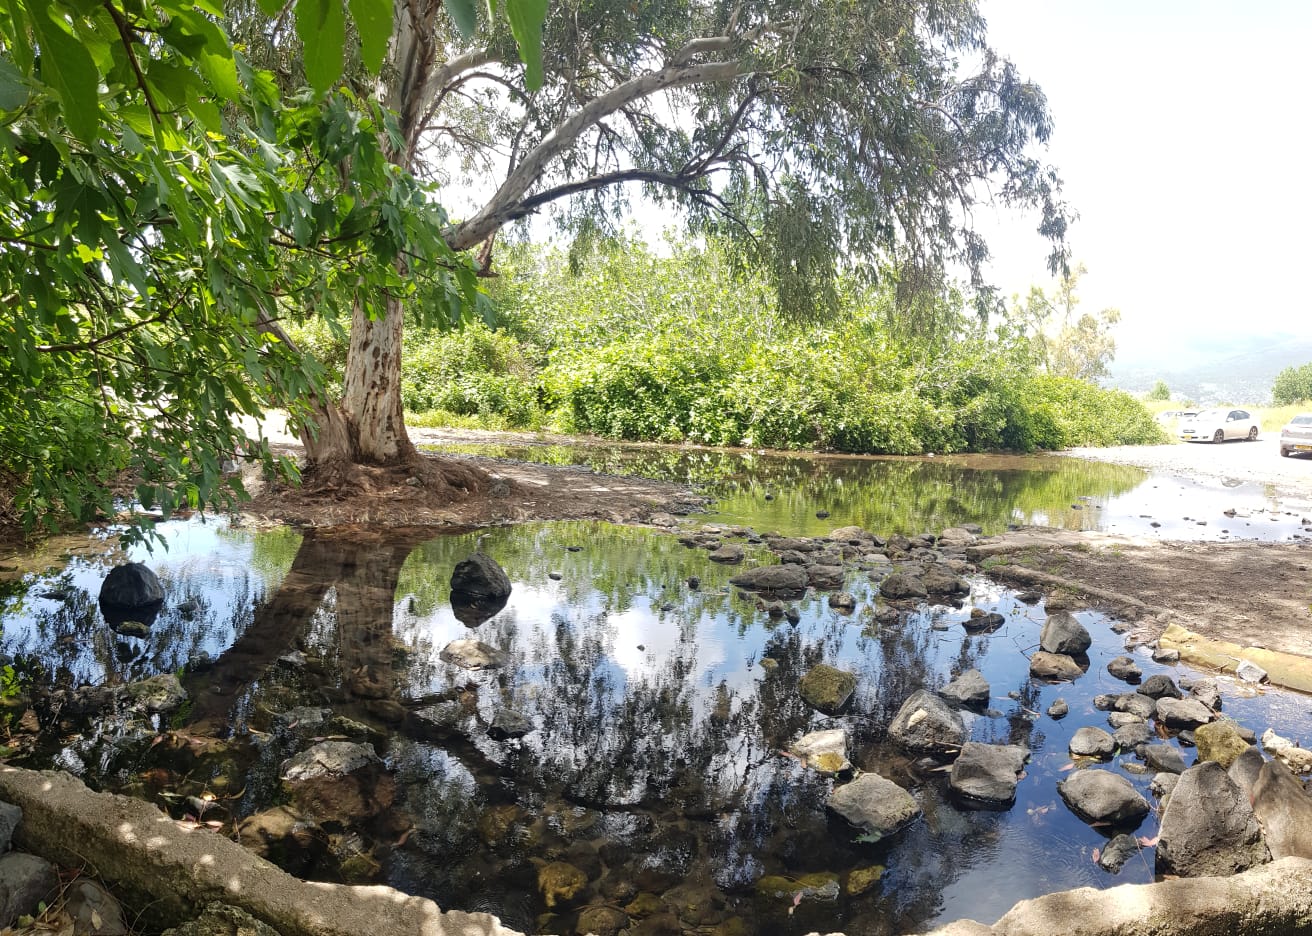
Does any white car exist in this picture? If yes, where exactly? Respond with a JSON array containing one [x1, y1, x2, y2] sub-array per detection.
[[1179, 408, 1259, 443], [1279, 413, 1312, 457]]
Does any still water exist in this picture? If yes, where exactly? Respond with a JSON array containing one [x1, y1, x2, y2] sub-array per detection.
[[1, 447, 1309, 935]]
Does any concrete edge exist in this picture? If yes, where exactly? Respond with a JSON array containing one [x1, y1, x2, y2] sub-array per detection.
[[0, 766, 524, 936]]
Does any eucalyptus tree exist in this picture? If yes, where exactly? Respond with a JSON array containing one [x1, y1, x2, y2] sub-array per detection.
[[288, 0, 1073, 475]]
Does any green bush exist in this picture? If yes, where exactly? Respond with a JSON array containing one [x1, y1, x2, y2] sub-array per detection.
[[402, 320, 545, 427], [1273, 363, 1312, 406]]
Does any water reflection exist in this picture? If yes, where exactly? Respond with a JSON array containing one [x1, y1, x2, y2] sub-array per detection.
[[5, 520, 1308, 934], [428, 441, 1310, 541]]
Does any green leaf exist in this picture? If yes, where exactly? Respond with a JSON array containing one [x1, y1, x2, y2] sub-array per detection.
[[256, 0, 282, 13], [348, 0, 392, 73], [442, 0, 478, 38], [504, 0, 547, 92], [295, 0, 346, 95], [171, 10, 242, 102], [31, 7, 101, 143], [0, 54, 30, 110]]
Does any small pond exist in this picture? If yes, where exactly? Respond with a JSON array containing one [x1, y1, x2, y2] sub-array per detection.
[[1, 445, 1310, 935]]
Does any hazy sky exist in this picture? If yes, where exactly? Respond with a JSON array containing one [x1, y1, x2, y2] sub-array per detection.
[[976, 1, 1312, 363]]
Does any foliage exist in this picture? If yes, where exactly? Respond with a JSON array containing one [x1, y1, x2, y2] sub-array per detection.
[[1272, 362, 1312, 406], [1148, 380, 1171, 401], [1008, 263, 1120, 382], [0, 0, 484, 534], [402, 238, 1167, 453]]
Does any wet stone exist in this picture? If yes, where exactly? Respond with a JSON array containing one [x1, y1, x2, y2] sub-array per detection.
[[1096, 833, 1140, 873], [939, 669, 991, 709], [488, 708, 534, 740], [577, 905, 629, 936], [727, 565, 808, 597], [828, 591, 857, 611], [440, 638, 507, 670], [1142, 744, 1187, 775], [1039, 611, 1092, 656], [806, 565, 846, 589], [827, 773, 920, 841], [1058, 769, 1151, 828], [962, 610, 1005, 634], [798, 665, 857, 715], [1137, 674, 1182, 700], [790, 729, 851, 775], [281, 741, 380, 782], [1029, 651, 1086, 681], [889, 689, 966, 755], [1106, 656, 1142, 682], [708, 544, 745, 564], [1155, 697, 1213, 729], [1047, 698, 1069, 719], [1069, 726, 1116, 759], [949, 742, 1029, 806], [879, 573, 927, 600], [538, 862, 588, 909], [120, 674, 187, 714]]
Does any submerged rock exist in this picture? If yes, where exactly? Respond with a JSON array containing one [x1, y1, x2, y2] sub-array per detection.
[[1058, 769, 1150, 828], [1096, 833, 1141, 873], [1156, 761, 1268, 877], [281, 741, 380, 782], [888, 689, 965, 755], [962, 610, 1005, 634], [439, 638, 507, 670], [879, 573, 927, 600], [727, 565, 808, 596], [798, 665, 857, 715], [121, 674, 187, 714], [827, 773, 920, 840], [236, 805, 329, 876], [949, 742, 1028, 806], [538, 861, 588, 909], [755, 872, 840, 903], [1029, 651, 1086, 681]]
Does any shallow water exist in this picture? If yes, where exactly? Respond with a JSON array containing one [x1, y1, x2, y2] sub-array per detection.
[[425, 440, 1312, 543], [3, 509, 1310, 934]]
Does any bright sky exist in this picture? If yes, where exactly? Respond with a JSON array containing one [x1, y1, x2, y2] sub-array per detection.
[[976, 1, 1312, 364]]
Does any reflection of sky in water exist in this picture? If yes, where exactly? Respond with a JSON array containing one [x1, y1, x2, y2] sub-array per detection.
[[4, 512, 1312, 932], [427, 441, 1311, 542]]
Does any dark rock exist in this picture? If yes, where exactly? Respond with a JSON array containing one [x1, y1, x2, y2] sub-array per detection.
[[282, 741, 380, 782], [1097, 833, 1140, 873], [686, 576, 700, 590], [1039, 611, 1092, 655], [450, 552, 512, 602], [1251, 760, 1312, 859], [727, 565, 808, 597], [450, 589, 509, 627], [806, 565, 845, 588], [1155, 698, 1213, 729], [488, 708, 534, 740], [798, 665, 857, 715], [940, 669, 990, 709], [1151, 773, 1179, 800], [827, 774, 920, 841], [236, 805, 330, 876], [708, 544, 745, 564], [1058, 769, 1151, 828], [879, 573, 927, 600], [815, 510, 830, 519], [962, 610, 1005, 634], [777, 550, 809, 565], [63, 878, 127, 935], [1138, 674, 1183, 700], [99, 562, 164, 610], [1143, 744, 1187, 775], [112, 619, 151, 638], [888, 689, 966, 755], [0, 803, 18, 853], [949, 742, 1029, 806], [1156, 761, 1268, 877], [1113, 722, 1151, 751], [1069, 727, 1116, 759], [921, 567, 970, 596], [1029, 651, 1086, 681], [1113, 693, 1158, 720], [1106, 656, 1142, 682], [0, 851, 58, 928], [121, 674, 187, 714], [162, 905, 282, 936], [1047, 698, 1069, 719], [783, 606, 801, 625], [548, 572, 563, 581]]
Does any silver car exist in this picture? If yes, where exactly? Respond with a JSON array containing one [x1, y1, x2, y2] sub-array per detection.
[[1279, 413, 1312, 457]]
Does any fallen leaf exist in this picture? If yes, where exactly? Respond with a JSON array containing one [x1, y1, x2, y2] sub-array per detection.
[[1092, 847, 1101, 863], [1137, 834, 1159, 847], [204, 820, 223, 829], [1059, 762, 1075, 772]]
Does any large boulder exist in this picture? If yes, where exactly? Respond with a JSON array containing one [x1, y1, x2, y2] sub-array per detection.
[[827, 773, 920, 841], [1229, 746, 1267, 799], [939, 669, 991, 709], [888, 690, 965, 755], [1029, 651, 1086, 681], [806, 564, 846, 589], [728, 565, 808, 597], [1039, 611, 1091, 655], [1058, 769, 1151, 828], [1142, 744, 1187, 775], [99, 562, 164, 610], [949, 742, 1029, 806], [1251, 760, 1312, 859], [1156, 761, 1269, 877], [879, 573, 927, 600], [798, 665, 857, 715], [0, 852, 59, 928]]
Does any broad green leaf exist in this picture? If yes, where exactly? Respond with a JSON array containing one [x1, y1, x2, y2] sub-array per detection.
[[172, 10, 242, 102], [2, 0, 33, 73], [295, 0, 346, 95], [504, 0, 547, 92], [442, 0, 478, 38], [348, 0, 392, 73], [32, 7, 101, 143], [0, 55, 28, 110]]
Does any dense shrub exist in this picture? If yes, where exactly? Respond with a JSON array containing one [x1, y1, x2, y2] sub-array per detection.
[[402, 320, 544, 427], [1272, 363, 1312, 406]]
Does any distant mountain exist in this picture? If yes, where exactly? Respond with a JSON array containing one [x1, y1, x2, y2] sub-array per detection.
[[1108, 332, 1312, 405]]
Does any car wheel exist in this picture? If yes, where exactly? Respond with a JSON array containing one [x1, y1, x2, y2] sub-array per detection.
[[1213, 429, 1224, 443], [1282, 447, 1292, 458], [1247, 426, 1259, 441]]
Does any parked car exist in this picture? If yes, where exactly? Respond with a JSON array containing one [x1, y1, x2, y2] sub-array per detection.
[[1279, 413, 1312, 457], [1178, 408, 1259, 443], [1155, 409, 1199, 425]]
